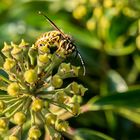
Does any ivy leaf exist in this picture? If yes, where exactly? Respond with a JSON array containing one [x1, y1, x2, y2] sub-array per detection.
[[73, 129, 114, 140], [88, 88, 140, 110]]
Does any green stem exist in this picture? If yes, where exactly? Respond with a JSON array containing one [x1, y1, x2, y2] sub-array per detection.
[[0, 95, 15, 100], [4, 97, 20, 104], [7, 99, 25, 118], [1, 98, 24, 116], [43, 98, 72, 113], [22, 97, 32, 113], [37, 89, 64, 96], [31, 110, 35, 126]]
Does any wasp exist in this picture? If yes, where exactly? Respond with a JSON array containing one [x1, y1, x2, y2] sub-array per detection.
[[35, 11, 86, 76]]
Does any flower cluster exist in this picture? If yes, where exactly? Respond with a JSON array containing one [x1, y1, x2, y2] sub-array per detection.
[[0, 39, 87, 140], [69, 0, 139, 37]]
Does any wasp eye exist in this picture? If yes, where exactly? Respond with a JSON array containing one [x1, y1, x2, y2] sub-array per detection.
[[39, 44, 44, 47]]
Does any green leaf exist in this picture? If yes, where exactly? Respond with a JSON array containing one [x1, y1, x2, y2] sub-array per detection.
[[106, 70, 128, 93], [116, 108, 140, 124], [88, 88, 140, 111], [0, 69, 10, 84], [73, 129, 114, 140]]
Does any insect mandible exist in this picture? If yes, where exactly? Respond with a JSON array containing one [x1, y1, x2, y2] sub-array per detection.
[[35, 11, 86, 76]]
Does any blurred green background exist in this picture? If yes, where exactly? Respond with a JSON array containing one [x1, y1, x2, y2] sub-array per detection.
[[0, 0, 140, 139]]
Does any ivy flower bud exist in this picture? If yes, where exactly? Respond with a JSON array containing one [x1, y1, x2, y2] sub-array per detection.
[[38, 54, 50, 66], [13, 112, 26, 125], [70, 102, 80, 116], [38, 45, 50, 54], [58, 63, 71, 75], [55, 120, 69, 132], [28, 126, 41, 139], [7, 82, 20, 96], [79, 85, 88, 96], [73, 5, 87, 20], [93, 7, 103, 19], [65, 82, 79, 95], [86, 18, 96, 31], [65, 82, 87, 96], [31, 99, 44, 112], [51, 75, 63, 88], [3, 58, 16, 71], [19, 39, 29, 52], [71, 82, 79, 94], [103, 0, 113, 8], [0, 101, 5, 112], [0, 118, 8, 131], [89, 0, 98, 4], [45, 113, 57, 125], [24, 69, 37, 84], [55, 91, 67, 103], [11, 45, 23, 60], [8, 135, 19, 140], [28, 45, 38, 66], [71, 66, 80, 76], [1, 42, 12, 57]]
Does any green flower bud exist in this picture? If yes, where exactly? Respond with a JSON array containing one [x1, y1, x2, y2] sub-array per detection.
[[72, 95, 82, 103], [58, 63, 71, 75], [13, 112, 26, 125], [71, 82, 80, 95], [72, 5, 87, 20], [45, 113, 57, 125], [31, 99, 44, 112], [3, 58, 16, 71], [38, 45, 50, 54], [65, 82, 79, 95], [7, 82, 20, 96], [65, 82, 87, 96], [28, 45, 38, 66], [57, 64, 80, 78], [79, 85, 88, 96], [0, 118, 8, 131], [24, 69, 38, 84], [11, 44, 23, 60], [70, 102, 80, 116], [19, 39, 29, 51], [55, 120, 69, 132], [71, 66, 80, 76], [38, 54, 50, 66], [51, 75, 63, 88], [0, 101, 5, 112], [55, 91, 67, 103], [8, 135, 19, 140], [1, 42, 12, 57], [28, 126, 41, 139]]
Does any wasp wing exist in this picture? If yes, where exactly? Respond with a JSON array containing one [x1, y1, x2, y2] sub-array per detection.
[[39, 11, 66, 38]]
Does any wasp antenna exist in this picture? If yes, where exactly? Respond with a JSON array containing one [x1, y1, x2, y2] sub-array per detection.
[[38, 11, 66, 38], [77, 51, 86, 76]]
